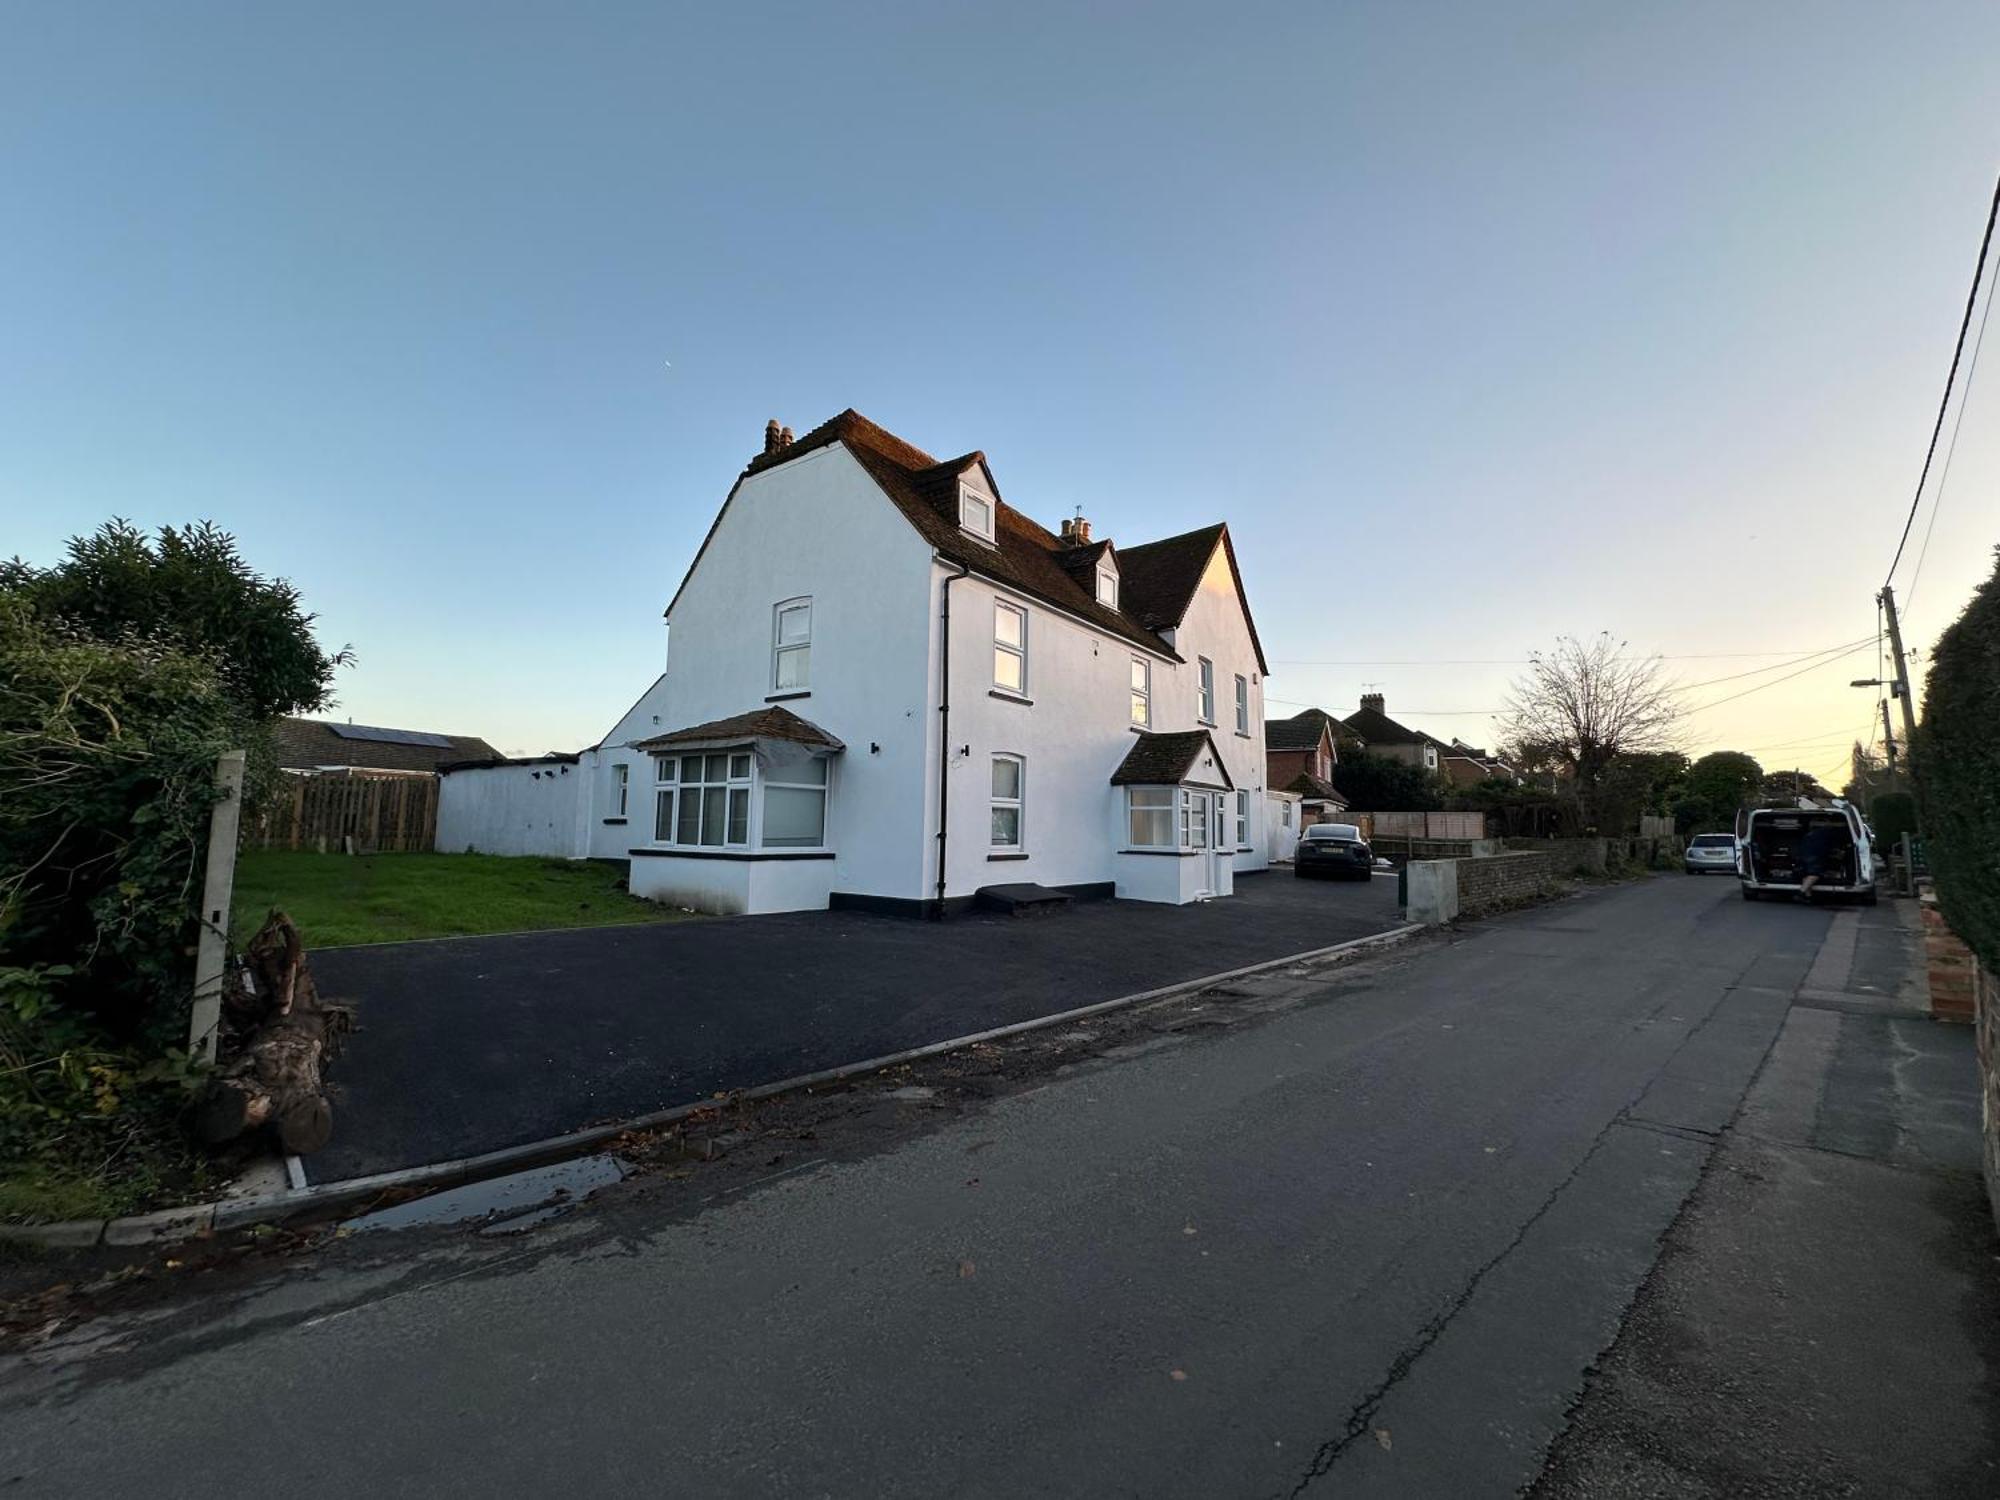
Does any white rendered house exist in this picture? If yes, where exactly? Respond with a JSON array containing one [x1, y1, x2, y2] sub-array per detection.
[[438, 410, 1273, 916]]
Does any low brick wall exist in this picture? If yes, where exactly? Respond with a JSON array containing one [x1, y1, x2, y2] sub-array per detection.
[[1922, 891, 1978, 1024], [1457, 851, 1559, 916], [1406, 851, 1560, 923], [1504, 837, 1607, 877]]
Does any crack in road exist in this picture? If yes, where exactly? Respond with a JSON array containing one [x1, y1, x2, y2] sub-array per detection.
[[1281, 941, 1786, 1497]]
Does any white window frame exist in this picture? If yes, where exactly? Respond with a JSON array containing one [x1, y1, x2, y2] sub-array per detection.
[[772, 597, 812, 693], [654, 748, 753, 849], [1126, 785, 1175, 848], [1096, 566, 1118, 608], [1281, 800, 1293, 828], [1234, 674, 1249, 735], [1197, 657, 1215, 724], [990, 753, 1025, 850], [610, 762, 629, 818], [994, 600, 1028, 694], [960, 485, 995, 543], [1129, 656, 1151, 727], [761, 755, 829, 850], [1235, 789, 1249, 847]]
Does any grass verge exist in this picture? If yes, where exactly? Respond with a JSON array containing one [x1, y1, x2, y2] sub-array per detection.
[[231, 851, 694, 948]]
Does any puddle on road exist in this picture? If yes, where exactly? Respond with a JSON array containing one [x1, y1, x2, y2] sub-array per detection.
[[341, 1155, 630, 1235]]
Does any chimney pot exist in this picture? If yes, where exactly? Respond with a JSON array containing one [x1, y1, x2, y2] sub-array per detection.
[[1075, 518, 1091, 544], [763, 419, 782, 456], [1059, 518, 1075, 543], [779, 425, 793, 446]]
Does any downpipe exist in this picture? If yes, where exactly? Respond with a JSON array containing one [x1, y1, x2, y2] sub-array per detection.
[[934, 560, 971, 919]]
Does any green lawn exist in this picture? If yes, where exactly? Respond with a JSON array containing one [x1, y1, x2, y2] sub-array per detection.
[[231, 851, 695, 948]]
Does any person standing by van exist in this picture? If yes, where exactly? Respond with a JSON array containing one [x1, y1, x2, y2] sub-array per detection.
[[1798, 821, 1843, 900]]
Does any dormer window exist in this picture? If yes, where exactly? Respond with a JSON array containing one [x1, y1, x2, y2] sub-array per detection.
[[960, 485, 995, 543], [1096, 567, 1118, 608]]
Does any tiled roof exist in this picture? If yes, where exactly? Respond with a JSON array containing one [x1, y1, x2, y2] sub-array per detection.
[[272, 717, 500, 774], [1265, 716, 1329, 752], [1282, 770, 1348, 805], [1116, 524, 1271, 674], [1109, 729, 1235, 789], [1341, 704, 1427, 746], [633, 705, 843, 751], [670, 411, 1266, 669]]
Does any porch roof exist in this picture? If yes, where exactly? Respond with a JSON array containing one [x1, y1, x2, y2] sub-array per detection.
[[631, 705, 844, 754], [1110, 729, 1235, 790]]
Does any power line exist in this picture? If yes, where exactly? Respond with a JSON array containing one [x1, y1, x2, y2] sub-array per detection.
[[1905, 260, 1996, 619], [1672, 636, 1875, 691], [1271, 644, 1864, 667], [1885, 169, 2000, 586], [1684, 642, 1877, 713]]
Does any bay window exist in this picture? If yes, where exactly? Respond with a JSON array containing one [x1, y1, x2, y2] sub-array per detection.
[[1127, 786, 1174, 846], [762, 754, 828, 848]]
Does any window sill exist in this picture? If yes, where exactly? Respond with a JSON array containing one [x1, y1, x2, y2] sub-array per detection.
[[987, 851, 1029, 862], [1197, 718, 1216, 728], [630, 847, 836, 861], [1117, 847, 1199, 857], [602, 817, 628, 826], [988, 689, 1033, 706], [765, 690, 811, 703], [1129, 724, 1151, 734], [1234, 730, 1253, 739]]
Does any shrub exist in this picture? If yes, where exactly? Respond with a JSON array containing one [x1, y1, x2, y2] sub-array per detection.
[[1914, 550, 2000, 972], [1870, 790, 1918, 852], [0, 598, 248, 1216]]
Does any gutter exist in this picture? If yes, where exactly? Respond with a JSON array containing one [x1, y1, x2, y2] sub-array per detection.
[[935, 560, 971, 918]]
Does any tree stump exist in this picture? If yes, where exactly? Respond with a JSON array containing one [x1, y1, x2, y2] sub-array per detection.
[[196, 911, 351, 1156]]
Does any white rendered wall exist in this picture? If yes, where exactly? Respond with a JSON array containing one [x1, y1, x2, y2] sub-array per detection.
[[651, 443, 937, 902], [627, 854, 835, 915], [1267, 792, 1302, 863], [435, 762, 584, 856], [1166, 541, 1269, 875], [931, 533, 1268, 903]]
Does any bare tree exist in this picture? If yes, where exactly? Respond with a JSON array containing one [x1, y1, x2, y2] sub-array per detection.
[[1501, 634, 1681, 829]]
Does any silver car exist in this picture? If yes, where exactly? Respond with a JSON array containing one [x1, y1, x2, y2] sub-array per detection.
[[1684, 832, 1739, 875]]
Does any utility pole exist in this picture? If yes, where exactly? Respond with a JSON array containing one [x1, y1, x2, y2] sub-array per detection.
[[1878, 584, 1920, 756], [1879, 698, 1899, 779]]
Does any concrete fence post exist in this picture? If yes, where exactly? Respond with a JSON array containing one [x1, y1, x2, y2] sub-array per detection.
[[188, 749, 247, 1064]]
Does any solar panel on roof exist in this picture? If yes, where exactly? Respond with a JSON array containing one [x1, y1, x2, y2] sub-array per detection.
[[329, 723, 455, 748]]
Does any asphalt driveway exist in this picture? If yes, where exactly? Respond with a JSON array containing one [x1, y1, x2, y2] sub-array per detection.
[[308, 870, 1404, 1181]]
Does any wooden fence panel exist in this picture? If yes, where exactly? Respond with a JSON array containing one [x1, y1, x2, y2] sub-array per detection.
[[248, 773, 439, 853]]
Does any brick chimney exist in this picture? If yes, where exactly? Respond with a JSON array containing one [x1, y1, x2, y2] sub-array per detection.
[[1059, 514, 1093, 547], [1360, 692, 1385, 715], [763, 419, 783, 456]]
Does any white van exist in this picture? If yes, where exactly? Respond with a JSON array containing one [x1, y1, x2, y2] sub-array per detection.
[[1736, 801, 1878, 905]]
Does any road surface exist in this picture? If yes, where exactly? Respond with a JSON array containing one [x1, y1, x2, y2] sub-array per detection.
[[2, 876, 1987, 1496]]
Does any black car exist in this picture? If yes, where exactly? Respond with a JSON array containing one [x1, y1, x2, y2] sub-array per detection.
[[1294, 822, 1375, 880]]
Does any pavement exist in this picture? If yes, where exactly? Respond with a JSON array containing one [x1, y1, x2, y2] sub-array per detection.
[[306, 868, 1405, 1180], [2, 876, 1994, 1497], [1532, 896, 2000, 1497]]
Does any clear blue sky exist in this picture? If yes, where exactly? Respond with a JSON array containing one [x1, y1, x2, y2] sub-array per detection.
[[5, 2, 1996, 786]]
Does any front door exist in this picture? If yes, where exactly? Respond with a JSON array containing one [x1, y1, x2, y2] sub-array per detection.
[[1210, 793, 1231, 897], [1188, 790, 1214, 897]]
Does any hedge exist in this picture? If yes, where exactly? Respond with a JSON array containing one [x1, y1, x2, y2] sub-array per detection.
[[1914, 549, 2000, 973]]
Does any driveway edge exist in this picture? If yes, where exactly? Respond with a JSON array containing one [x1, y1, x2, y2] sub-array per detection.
[[1, 921, 1426, 1249]]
